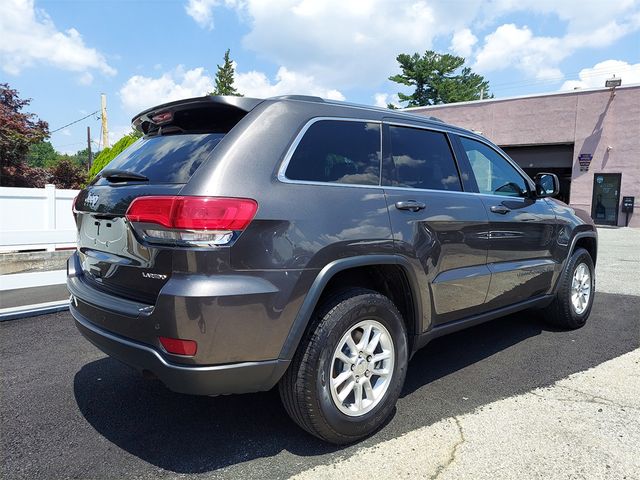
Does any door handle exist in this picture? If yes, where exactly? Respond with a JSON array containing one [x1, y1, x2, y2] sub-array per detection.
[[395, 200, 426, 212], [490, 205, 511, 215]]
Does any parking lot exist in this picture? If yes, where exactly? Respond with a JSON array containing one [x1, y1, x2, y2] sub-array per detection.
[[1, 228, 639, 479]]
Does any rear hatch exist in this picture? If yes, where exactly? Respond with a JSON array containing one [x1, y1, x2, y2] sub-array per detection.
[[73, 97, 262, 305]]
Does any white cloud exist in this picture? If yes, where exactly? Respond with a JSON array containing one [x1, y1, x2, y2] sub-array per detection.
[[185, 0, 240, 29], [119, 64, 345, 114], [238, 0, 449, 89], [473, 16, 639, 81], [185, 0, 218, 29], [235, 66, 345, 100], [78, 72, 94, 86], [0, 0, 115, 80], [373, 92, 401, 108], [184, 0, 488, 89], [450, 29, 478, 59], [561, 60, 640, 90], [474, 24, 563, 80], [119, 66, 213, 114], [184, 0, 639, 92], [487, 0, 640, 32]]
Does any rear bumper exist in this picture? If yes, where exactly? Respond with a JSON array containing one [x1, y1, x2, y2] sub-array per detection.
[[71, 304, 289, 396], [66, 251, 304, 365]]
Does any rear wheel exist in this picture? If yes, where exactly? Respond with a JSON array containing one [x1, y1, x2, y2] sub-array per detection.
[[544, 248, 595, 329], [279, 288, 408, 444]]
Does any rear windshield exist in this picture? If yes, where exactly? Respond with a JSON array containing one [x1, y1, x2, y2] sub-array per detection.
[[94, 133, 224, 184]]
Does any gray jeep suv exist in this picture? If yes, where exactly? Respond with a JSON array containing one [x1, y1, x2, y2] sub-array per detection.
[[68, 95, 597, 444]]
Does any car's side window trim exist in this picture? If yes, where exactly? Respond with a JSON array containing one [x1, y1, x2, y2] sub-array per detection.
[[455, 132, 536, 195], [277, 117, 384, 189], [448, 133, 479, 193], [276, 116, 534, 197], [381, 122, 464, 192]]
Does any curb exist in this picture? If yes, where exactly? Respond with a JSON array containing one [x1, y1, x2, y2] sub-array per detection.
[[0, 300, 69, 322], [0, 269, 66, 291]]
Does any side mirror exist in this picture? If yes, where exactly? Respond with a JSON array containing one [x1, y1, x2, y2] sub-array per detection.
[[534, 173, 560, 198]]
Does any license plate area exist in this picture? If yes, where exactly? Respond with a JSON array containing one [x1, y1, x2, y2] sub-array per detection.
[[79, 215, 127, 251]]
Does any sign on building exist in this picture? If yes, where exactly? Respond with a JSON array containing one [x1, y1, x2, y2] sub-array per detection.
[[578, 153, 592, 172]]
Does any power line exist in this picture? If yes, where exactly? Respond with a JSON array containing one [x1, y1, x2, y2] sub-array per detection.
[[50, 110, 100, 134]]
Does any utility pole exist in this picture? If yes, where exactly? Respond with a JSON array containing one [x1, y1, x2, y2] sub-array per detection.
[[480, 88, 484, 100], [87, 126, 92, 172], [101, 93, 109, 148]]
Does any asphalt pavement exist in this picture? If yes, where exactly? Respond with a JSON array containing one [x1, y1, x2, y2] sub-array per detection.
[[1, 228, 640, 479], [1, 289, 638, 479]]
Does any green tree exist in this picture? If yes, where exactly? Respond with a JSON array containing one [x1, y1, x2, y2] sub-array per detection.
[[211, 49, 242, 96], [70, 147, 91, 168], [389, 51, 491, 107], [27, 141, 58, 167], [87, 130, 142, 180], [0, 83, 50, 186], [0, 83, 49, 166]]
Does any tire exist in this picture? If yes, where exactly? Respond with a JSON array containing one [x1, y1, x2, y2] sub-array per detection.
[[279, 288, 408, 444], [544, 247, 595, 329]]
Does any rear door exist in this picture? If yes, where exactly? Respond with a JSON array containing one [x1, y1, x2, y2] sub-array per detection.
[[74, 132, 224, 304], [454, 135, 557, 309], [382, 122, 490, 328]]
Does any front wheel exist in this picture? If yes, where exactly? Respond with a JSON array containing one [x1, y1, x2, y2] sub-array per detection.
[[279, 288, 408, 444], [544, 247, 595, 329]]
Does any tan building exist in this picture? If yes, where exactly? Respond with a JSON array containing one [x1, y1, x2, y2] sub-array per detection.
[[409, 85, 640, 227]]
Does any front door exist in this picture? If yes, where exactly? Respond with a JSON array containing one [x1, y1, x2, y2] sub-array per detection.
[[591, 173, 621, 226], [456, 135, 558, 310], [382, 123, 490, 329]]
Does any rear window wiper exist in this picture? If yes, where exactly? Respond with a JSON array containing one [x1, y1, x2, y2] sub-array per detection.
[[101, 169, 149, 183]]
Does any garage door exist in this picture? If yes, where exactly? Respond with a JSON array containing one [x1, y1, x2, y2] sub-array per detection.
[[501, 144, 574, 169]]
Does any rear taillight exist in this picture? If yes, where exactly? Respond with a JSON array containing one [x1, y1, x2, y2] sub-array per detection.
[[125, 196, 258, 247], [159, 336, 197, 356]]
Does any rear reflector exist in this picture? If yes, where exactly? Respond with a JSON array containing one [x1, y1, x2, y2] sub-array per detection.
[[72, 194, 79, 219], [159, 336, 198, 356], [126, 196, 258, 231]]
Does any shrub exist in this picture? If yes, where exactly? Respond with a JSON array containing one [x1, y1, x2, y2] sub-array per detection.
[[88, 131, 142, 181], [50, 159, 86, 189], [0, 163, 50, 187]]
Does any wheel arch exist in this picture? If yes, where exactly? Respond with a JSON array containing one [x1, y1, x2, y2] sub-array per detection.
[[552, 230, 598, 294], [278, 255, 423, 361], [573, 233, 598, 266]]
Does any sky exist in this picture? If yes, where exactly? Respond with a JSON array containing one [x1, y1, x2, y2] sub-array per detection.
[[1, 0, 639, 154]]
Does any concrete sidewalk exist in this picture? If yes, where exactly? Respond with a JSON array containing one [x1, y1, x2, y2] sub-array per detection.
[[293, 348, 640, 479], [0, 249, 71, 316], [0, 271, 68, 320]]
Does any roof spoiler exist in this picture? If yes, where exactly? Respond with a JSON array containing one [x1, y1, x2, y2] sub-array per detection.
[[132, 96, 264, 134]]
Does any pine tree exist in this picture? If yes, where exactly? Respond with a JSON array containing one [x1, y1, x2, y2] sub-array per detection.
[[389, 51, 491, 107], [211, 49, 242, 96]]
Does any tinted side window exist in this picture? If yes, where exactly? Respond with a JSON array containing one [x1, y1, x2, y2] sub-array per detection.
[[385, 126, 461, 191], [460, 137, 528, 197], [285, 120, 380, 185]]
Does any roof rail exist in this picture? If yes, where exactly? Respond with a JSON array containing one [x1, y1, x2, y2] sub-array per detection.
[[269, 95, 326, 102]]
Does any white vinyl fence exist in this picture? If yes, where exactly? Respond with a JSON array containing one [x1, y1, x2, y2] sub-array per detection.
[[0, 185, 79, 252]]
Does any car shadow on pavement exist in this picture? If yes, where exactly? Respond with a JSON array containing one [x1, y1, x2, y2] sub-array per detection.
[[73, 292, 640, 474]]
